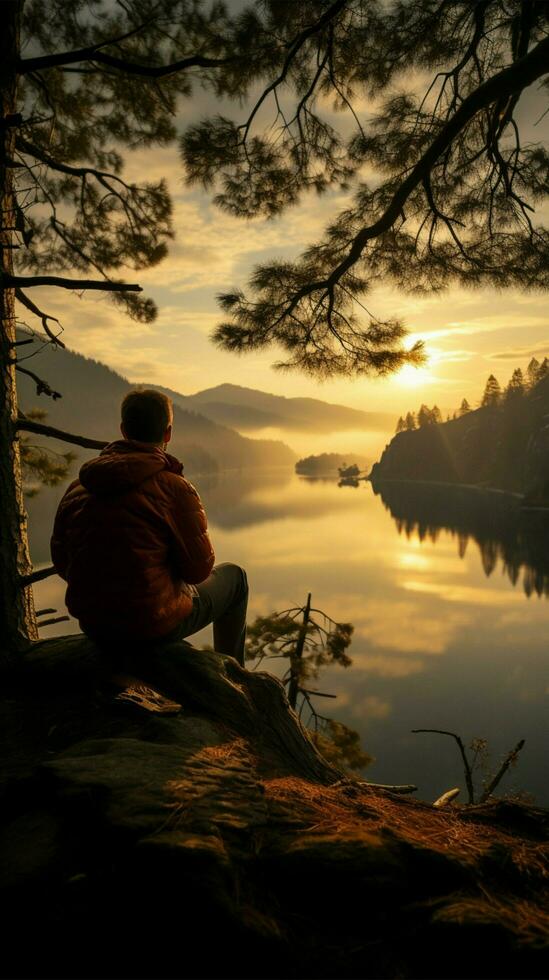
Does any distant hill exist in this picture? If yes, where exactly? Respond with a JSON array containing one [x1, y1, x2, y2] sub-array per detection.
[[16, 332, 296, 475], [370, 375, 549, 498], [150, 382, 393, 434]]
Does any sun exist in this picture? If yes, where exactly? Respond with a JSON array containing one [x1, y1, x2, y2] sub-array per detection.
[[394, 364, 434, 388]]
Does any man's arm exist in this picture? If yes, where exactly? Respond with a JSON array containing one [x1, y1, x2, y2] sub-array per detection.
[[166, 477, 215, 584], [50, 479, 79, 581]]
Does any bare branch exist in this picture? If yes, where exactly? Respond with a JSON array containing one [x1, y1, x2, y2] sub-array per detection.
[[37, 615, 70, 627], [5, 275, 142, 292], [19, 565, 56, 587], [15, 288, 65, 347], [10, 337, 34, 347], [299, 688, 337, 698], [412, 728, 475, 804], [17, 136, 132, 189], [15, 365, 62, 399], [19, 47, 237, 78], [17, 414, 107, 450]]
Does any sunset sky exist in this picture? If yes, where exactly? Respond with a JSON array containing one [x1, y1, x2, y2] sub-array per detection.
[[25, 49, 549, 425]]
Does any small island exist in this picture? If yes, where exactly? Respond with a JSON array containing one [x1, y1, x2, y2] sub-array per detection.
[[296, 452, 369, 477]]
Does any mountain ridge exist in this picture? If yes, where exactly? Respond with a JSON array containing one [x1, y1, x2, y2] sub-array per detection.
[[147, 381, 394, 434], [16, 332, 296, 476]]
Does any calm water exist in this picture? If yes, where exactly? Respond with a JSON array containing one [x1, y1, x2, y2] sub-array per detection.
[[29, 469, 549, 806]]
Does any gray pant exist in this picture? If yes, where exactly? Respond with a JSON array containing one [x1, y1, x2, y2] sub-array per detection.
[[162, 562, 248, 667]]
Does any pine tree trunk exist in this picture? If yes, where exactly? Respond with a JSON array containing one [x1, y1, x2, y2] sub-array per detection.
[[288, 592, 311, 710], [0, 0, 38, 658]]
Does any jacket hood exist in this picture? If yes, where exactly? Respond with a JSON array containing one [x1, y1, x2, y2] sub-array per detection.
[[79, 440, 183, 494]]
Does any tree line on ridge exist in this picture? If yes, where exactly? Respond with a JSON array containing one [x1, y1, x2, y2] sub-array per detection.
[[395, 356, 549, 433]]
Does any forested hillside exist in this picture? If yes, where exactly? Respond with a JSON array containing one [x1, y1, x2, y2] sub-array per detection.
[[371, 371, 549, 498]]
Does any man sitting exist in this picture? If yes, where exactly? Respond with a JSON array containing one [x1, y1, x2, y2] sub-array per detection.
[[50, 388, 248, 666]]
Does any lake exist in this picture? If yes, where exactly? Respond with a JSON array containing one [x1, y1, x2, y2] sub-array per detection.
[[28, 468, 549, 806]]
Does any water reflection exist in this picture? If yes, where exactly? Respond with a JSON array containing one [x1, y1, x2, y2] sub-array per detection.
[[374, 480, 549, 598], [199, 469, 367, 529]]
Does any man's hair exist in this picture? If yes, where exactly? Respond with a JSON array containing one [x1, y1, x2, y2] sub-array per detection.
[[121, 389, 173, 444]]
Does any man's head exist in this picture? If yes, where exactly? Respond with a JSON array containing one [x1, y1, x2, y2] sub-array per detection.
[[120, 389, 173, 447]]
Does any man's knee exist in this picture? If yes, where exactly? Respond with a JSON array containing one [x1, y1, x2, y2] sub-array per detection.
[[231, 562, 248, 600], [214, 562, 248, 600]]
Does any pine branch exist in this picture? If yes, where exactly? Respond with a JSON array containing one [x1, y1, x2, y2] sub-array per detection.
[[5, 275, 141, 292], [275, 33, 549, 319], [17, 414, 107, 450], [238, 0, 347, 144], [18, 49, 237, 78], [17, 136, 132, 189]]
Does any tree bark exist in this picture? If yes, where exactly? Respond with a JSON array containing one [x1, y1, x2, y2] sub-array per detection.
[[0, 0, 38, 658]]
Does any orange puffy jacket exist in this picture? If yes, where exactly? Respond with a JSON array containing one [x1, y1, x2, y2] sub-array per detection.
[[50, 440, 215, 640]]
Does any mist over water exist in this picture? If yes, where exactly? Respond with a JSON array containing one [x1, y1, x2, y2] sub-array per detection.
[[245, 426, 389, 462], [30, 468, 549, 806]]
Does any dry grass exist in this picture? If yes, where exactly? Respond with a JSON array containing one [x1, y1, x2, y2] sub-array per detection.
[[434, 890, 549, 947], [262, 776, 549, 879]]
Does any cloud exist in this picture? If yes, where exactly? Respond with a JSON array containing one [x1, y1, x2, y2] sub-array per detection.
[[347, 596, 472, 656], [353, 655, 426, 678], [489, 342, 549, 361], [350, 694, 392, 721], [401, 579, 525, 605]]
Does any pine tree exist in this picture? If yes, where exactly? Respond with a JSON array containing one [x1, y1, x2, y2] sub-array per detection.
[[458, 398, 471, 417], [536, 358, 549, 384], [481, 375, 502, 408], [245, 594, 371, 772], [417, 404, 434, 427], [526, 357, 541, 388], [395, 416, 405, 433], [431, 405, 442, 424], [404, 412, 417, 431], [505, 367, 525, 401]]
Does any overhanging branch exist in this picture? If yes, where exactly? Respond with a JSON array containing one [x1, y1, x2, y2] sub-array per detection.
[[17, 414, 108, 450], [277, 33, 549, 318], [18, 49, 237, 78], [15, 366, 62, 399], [5, 275, 142, 292]]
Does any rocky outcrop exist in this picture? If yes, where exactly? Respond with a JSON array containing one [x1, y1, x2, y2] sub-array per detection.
[[2, 636, 548, 979]]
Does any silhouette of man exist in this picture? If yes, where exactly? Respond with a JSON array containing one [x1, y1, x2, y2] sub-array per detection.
[[50, 388, 248, 665]]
